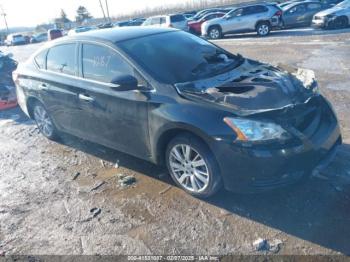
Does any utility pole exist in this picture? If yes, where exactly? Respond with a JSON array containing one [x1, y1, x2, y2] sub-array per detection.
[[98, 0, 107, 22], [0, 5, 9, 35], [104, 0, 111, 23]]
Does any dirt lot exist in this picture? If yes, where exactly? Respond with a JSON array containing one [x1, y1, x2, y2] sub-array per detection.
[[1, 28, 350, 256]]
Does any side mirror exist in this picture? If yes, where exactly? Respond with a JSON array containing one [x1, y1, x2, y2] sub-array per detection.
[[110, 75, 138, 91]]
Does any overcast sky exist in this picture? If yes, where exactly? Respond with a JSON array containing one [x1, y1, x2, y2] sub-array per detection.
[[0, 0, 190, 28]]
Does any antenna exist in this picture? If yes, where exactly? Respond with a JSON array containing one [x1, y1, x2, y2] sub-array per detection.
[[0, 4, 9, 34]]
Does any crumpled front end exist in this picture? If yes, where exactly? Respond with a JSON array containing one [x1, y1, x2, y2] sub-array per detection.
[[175, 59, 341, 192]]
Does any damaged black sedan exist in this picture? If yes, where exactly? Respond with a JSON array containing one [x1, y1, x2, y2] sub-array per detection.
[[14, 27, 341, 197]]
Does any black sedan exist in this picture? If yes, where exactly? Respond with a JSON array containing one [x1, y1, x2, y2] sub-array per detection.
[[14, 27, 341, 197]]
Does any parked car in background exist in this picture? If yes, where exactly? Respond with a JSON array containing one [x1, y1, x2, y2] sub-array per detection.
[[142, 14, 189, 31], [48, 29, 63, 40], [0, 51, 17, 110], [188, 12, 226, 34], [98, 23, 114, 29], [5, 34, 26, 46], [190, 8, 231, 21], [281, 1, 325, 28], [202, 4, 282, 38], [128, 18, 146, 26], [68, 26, 97, 36], [113, 20, 131, 27], [30, 32, 48, 43], [312, 0, 350, 28], [14, 27, 341, 197]]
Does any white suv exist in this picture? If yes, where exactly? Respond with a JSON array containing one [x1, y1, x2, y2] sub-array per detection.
[[202, 4, 282, 38], [142, 14, 189, 31]]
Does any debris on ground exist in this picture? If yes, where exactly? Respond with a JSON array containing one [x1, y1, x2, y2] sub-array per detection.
[[90, 181, 106, 192], [253, 238, 269, 251], [269, 239, 283, 253], [114, 161, 120, 169], [159, 185, 172, 195], [0, 250, 5, 256], [72, 172, 81, 181], [253, 238, 283, 253], [100, 160, 106, 168], [90, 207, 102, 218], [117, 174, 136, 187]]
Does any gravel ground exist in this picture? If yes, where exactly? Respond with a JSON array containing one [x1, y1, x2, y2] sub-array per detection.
[[0, 28, 350, 256]]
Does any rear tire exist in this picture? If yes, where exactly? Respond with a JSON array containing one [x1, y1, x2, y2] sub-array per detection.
[[32, 101, 60, 141], [256, 22, 271, 36], [208, 26, 222, 39], [165, 133, 222, 198]]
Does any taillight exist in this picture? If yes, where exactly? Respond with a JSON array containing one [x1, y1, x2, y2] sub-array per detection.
[[275, 10, 283, 16]]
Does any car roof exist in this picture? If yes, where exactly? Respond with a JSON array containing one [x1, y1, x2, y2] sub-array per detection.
[[56, 27, 179, 44], [283, 0, 320, 8]]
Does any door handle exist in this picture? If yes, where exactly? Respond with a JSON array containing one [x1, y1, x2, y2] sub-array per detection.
[[78, 93, 94, 102], [39, 83, 48, 90]]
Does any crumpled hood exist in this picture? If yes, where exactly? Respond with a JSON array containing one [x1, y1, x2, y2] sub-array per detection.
[[175, 59, 318, 116]]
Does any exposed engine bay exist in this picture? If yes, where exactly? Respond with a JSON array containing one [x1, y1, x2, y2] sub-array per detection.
[[175, 59, 319, 116]]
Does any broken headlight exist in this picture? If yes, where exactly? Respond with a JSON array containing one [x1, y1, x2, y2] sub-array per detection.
[[223, 118, 290, 141]]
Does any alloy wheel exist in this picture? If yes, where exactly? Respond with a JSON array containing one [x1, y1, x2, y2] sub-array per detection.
[[258, 24, 269, 36], [209, 28, 220, 39], [33, 105, 54, 137], [169, 144, 210, 193]]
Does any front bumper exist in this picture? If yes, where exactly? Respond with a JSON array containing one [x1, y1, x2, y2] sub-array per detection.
[[312, 19, 327, 28], [210, 96, 342, 193]]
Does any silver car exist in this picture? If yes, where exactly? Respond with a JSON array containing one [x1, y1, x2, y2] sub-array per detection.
[[201, 4, 282, 38], [312, 0, 350, 29], [142, 14, 189, 31]]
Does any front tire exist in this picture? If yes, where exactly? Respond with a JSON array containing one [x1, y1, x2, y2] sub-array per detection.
[[332, 16, 349, 29], [208, 26, 222, 39], [256, 22, 271, 36], [166, 133, 222, 198], [32, 102, 59, 140]]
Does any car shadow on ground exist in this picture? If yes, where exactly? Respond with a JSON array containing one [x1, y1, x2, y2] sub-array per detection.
[[220, 27, 350, 40], [58, 128, 350, 254], [5, 108, 350, 254]]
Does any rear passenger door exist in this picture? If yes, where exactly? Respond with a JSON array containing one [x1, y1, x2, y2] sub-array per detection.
[[242, 5, 269, 30], [75, 42, 152, 158], [284, 4, 307, 27], [39, 43, 84, 135]]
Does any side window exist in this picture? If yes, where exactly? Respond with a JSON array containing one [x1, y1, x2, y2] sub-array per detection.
[[229, 8, 243, 18], [307, 3, 321, 10], [289, 4, 306, 14], [82, 44, 134, 83], [243, 5, 268, 15], [34, 50, 47, 69], [150, 17, 161, 25], [160, 17, 166, 24], [47, 44, 76, 76]]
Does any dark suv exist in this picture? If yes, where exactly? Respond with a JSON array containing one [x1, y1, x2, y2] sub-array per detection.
[[15, 28, 341, 197]]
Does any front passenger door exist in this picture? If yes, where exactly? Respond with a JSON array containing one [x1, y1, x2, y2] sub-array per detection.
[[75, 43, 152, 159]]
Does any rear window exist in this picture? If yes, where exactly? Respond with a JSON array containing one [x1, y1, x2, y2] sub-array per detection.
[[47, 44, 76, 76], [170, 15, 185, 23]]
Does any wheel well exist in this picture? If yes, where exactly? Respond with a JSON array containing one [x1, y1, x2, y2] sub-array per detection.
[[338, 16, 349, 23], [156, 129, 209, 165], [255, 20, 271, 29], [26, 97, 41, 119], [208, 24, 222, 33]]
